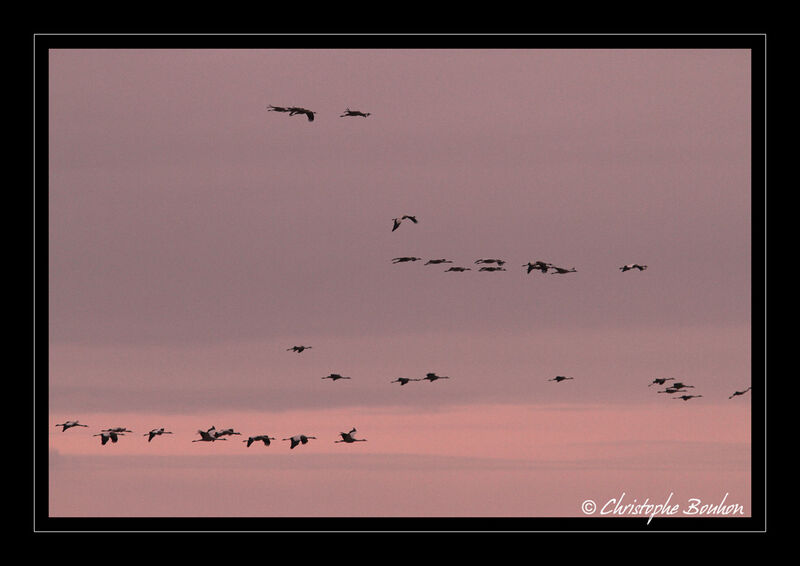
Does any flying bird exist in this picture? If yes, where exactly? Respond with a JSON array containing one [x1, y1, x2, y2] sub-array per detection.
[[335, 428, 367, 443], [649, 378, 675, 387], [144, 428, 173, 442], [550, 266, 577, 274], [214, 428, 242, 437], [267, 104, 291, 113], [287, 106, 316, 121], [244, 435, 276, 447], [392, 215, 418, 232], [479, 266, 506, 272], [392, 257, 422, 263], [287, 345, 312, 353], [620, 264, 648, 272], [670, 382, 694, 390], [340, 108, 371, 117], [425, 259, 453, 265], [94, 431, 124, 445], [657, 388, 681, 394], [445, 266, 471, 272], [102, 427, 133, 433], [391, 377, 420, 386], [322, 373, 351, 381], [475, 259, 506, 265], [283, 434, 316, 449], [674, 395, 703, 401], [548, 376, 574, 382], [193, 427, 227, 442], [524, 261, 552, 274], [55, 420, 88, 432], [422, 372, 450, 382], [729, 386, 752, 399]]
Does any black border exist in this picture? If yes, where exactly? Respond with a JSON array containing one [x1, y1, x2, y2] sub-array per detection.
[[32, 32, 767, 535]]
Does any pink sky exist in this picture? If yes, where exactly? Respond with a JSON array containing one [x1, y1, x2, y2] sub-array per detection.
[[48, 48, 754, 520]]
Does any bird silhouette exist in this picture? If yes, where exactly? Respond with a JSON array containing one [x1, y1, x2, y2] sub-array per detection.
[[670, 382, 694, 390], [102, 427, 133, 433], [55, 420, 88, 432], [94, 431, 124, 445], [244, 435, 276, 447], [550, 266, 577, 274], [479, 266, 506, 272], [392, 215, 418, 232], [425, 259, 453, 265], [283, 434, 316, 449], [475, 259, 506, 265], [392, 257, 422, 263], [335, 428, 367, 443], [445, 266, 471, 272], [674, 395, 703, 401], [287, 345, 312, 353], [340, 108, 371, 117], [548, 376, 574, 382], [214, 428, 242, 437], [391, 377, 420, 386], [657, 388, 681, 394], [287, 106, 316, 121], [267, 104, 291, 113], [524, 261, 552, 274], [193, 427, 227, 442], [649, 378, 675, 387], [620, 264, 648, 272], [144, 428, 173, 442], [422, 372, 450, 382], [322, 373, 351, 381], [729, 386, 752, 399]]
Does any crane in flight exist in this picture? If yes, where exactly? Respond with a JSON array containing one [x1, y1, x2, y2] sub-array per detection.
[[287, 106, 316, 121], [422, 372, 450, 382], [548, 376, 574, 383], [335, 428, 367, 443], [193, 426, 227, 442], [674, 395, 703, 401], [340, 108, 371, 117], [392, 257, 422, 263], [524, 261, 552, 274], [287, 345, 312, 353], [322, 373, 352, 381], [620, 264, 648, 272], [729, 386, 752, 399], [55, 420, 88, 432], [391, 377, 420, 386], [550, 266, 577, 274], [649, 378, 675, 387], [392, 215, 418, 231], [445, 266, 471, 272], [214, 428, 242, 437], [244, 435, 276, 447], [94, 431, 124, 445], [144, 428, 173, 442], [425, 259, 453, 265], [283, 434, 316, 449]]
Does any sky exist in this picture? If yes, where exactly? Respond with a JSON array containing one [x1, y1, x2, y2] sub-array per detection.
[[47, 47, 754, 521]]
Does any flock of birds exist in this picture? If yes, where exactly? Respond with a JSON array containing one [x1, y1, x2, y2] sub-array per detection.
[[55, 420, 366, 450], [53, 102, 751, 453], [389, 214, 647, 275], [267, 104, 371, 122]]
